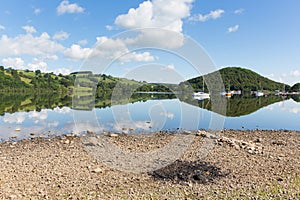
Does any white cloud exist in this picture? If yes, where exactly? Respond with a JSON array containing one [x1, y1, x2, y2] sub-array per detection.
[[124, 29, 185, 49], [57, 0, 85, 15], [115, 0, 193, 33], [234, 8, 244, 14], [290, 70, 300, 77], [29, 110, 48, 123], [22, 25, 37, 34], [28, 58, 48, 72], [64, 44, 92, 60], [43, 54, 58, 61], [228, 25, 239, 33], [1, 57, 25, 69], [54, 106, 71, 114], [91, 36, 158, 63], [53, 31, 69, 40], [0, 25, 5, 30], [119, 51, 155, 63], [105, 25, 114, 31], [0, 33, 64, 56], [34, 8, 41, 15], [3, 113, 26, 124], [189, 9, 225, 22], [51, 67, 72, 75]]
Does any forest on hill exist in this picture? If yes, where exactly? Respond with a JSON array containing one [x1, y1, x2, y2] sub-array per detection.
[[182, 67, 299, 93]]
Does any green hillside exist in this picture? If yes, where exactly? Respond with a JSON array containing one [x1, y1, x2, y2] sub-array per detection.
[[182, 67, 290, 93], [0, 66, 74, 93]]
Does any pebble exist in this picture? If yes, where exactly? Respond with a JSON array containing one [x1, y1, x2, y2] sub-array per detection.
[[91, 168, 102, 173], [109, 133, 119, 137]]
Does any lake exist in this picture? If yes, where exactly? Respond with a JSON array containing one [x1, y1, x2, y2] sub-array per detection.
[[0, 93, 299, 141]]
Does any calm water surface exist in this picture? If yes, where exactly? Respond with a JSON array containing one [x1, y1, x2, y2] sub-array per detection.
[[0, 94, 299, 141]]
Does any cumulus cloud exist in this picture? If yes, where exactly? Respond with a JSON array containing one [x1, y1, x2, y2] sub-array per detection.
[[1, 57, 25, 69], [115, 0, 193, 32], [0, 33, 64, 56], [28, 58, 48, 72], [53, 31, 69, 40], [0, 25, 5, 30], [64, 44, 92, 60], [91, 36, 158, 63], [22, 25, 37, 34], [189, 9, 225, 22], [228, 25, 239, 33], [57, 0, 85, 15]]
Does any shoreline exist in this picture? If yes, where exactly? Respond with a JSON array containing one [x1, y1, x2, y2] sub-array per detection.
[[0, 130, 299, 199]]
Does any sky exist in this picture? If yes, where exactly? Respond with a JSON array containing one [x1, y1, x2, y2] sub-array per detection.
[[0, 0, 299, 85]]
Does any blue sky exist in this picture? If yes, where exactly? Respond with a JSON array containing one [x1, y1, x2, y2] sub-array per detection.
[[0, 0, 299, 85]]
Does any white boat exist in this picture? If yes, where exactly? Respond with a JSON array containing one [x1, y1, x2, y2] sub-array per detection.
[[256, 91, 264, 97], [193, 78, 210, 100], [193, 91, 210, 100]]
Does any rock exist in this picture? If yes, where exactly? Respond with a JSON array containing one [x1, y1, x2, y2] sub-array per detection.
[[254, 138, 262, 143], [196, 130, 207, 137], [272, 140, 286, 146], [64, 139, 70, 144], [183, 130, 192, 135], [15, 128, 21, 132], [91, 168, 102, 173], [109, 133, 119, 137], [277, 177, 284, 181], [87, 130, 93, 134], [11, 135, 17, 139], [30, 132, 35, 136]]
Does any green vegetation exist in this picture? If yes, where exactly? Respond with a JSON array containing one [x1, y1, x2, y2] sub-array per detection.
[[0, 66, 74, 93], [182, 67, 290, 93], [179, 94, 288, 117], [291, 83, 300, 92]]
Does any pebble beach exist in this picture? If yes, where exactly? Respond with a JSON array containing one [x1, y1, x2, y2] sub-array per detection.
[[0, 130, 299, 199]]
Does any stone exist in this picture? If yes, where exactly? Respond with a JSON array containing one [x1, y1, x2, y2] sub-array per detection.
[[87, 130, 93, 134], [91, 168, 102, 173], [109, 133, 119, 137]]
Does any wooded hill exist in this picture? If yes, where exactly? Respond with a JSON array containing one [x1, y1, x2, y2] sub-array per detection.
[[182, 67, 299, 93]]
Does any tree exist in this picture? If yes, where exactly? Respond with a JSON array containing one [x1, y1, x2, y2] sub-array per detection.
[[35, 70, 41, 76]]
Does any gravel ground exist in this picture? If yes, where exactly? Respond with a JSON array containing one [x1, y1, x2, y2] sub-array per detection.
[[0, 130, 299, 199]]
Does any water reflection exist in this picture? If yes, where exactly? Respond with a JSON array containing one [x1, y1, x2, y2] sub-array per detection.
[[0, 93, 299, 141]]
